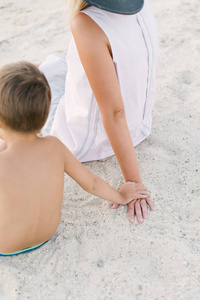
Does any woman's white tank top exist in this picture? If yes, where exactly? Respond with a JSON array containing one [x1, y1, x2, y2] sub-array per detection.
[[50, 0, 159, 162]]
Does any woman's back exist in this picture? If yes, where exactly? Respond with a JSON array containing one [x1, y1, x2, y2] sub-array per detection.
[[50, 0, 159, 162]]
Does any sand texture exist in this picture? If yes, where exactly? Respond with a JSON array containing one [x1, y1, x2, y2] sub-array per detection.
[[0, 0, 200, 299]]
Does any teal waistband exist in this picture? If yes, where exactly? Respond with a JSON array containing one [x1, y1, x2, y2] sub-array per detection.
[[0, 240, 48, 256]]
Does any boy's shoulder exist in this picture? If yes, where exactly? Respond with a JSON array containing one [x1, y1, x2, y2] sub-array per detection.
[[41, 135, 66, 157], [41, 135, 63, 149], [42, 135, 60, 143]]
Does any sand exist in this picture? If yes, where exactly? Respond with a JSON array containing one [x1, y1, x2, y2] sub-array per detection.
[[0, 0, 200, 299]]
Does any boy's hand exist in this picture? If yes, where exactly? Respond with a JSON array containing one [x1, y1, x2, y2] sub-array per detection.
[[118, 182, 148, 205]]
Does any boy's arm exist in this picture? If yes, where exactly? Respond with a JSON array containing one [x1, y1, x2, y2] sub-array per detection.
[[0, 138, 6, 152], [61, 142, 148, 205]]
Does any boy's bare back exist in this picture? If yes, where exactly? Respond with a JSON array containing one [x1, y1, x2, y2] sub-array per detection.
[[0, 135, 64, 253]]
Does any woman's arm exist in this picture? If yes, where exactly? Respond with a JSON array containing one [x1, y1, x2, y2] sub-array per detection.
[[71, 13, 141, 182], [71, 13, 154, 222]]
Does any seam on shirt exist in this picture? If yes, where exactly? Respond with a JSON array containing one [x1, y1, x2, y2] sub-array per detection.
[[137, 13, 153, 132], [75, 94, 95, 158], [78, 107, 99, 161]]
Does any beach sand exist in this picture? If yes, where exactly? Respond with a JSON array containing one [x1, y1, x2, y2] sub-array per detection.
[[0, 0, 200, 299]]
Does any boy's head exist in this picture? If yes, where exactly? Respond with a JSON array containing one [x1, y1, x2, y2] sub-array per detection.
[[0, 61, 51, 133]]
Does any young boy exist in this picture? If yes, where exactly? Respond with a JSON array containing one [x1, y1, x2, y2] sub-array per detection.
[[0, 62, 148, 256]]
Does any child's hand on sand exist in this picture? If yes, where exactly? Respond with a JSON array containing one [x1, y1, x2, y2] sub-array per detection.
[[118, 182, 148, 205]]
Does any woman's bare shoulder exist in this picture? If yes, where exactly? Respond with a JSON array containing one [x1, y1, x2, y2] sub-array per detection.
[[71, 12, 107, 44], [71, 12, 93, 32]]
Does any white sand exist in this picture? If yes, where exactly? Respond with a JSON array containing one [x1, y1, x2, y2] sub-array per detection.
[[0, 0, 200, 299]]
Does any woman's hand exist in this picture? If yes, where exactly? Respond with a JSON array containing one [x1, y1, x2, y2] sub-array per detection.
[[118, 182, 148, 205], [127, 197, 155, 223], [111, 195, 155, 223]]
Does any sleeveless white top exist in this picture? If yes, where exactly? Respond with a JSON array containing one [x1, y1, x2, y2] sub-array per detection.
[[50, 0, 159, 162]]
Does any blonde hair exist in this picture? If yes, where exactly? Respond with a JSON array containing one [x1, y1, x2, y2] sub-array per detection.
[[66, 0, 90, 22]]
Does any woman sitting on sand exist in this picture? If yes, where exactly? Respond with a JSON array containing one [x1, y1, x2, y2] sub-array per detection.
[[39, 0, 159, 223]]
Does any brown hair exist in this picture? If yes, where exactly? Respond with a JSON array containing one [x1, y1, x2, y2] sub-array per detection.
[[0, 61, 51, 133]]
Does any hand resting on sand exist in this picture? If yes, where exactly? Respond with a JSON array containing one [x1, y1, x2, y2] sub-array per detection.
[[112, 183, 155, 223]]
